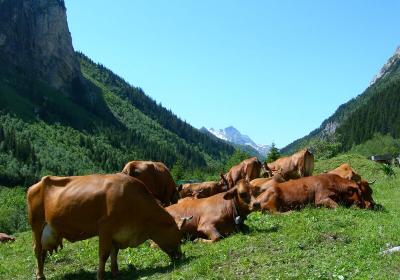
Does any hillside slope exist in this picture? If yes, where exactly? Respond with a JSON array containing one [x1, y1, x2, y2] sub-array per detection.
[[0, 0, 234, 187], [0, 54, 235, 187], [282, 47, 400, 154]]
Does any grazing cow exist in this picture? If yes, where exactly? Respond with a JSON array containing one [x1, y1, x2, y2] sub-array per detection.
[[27, 173, 185, 280], [0, 233, 15, 243], [250, 171, 286, 197], [266, 149, 314, 180], [166, 179, 260, 243], [122, 160, 180, 206], [255, 174, 374, 213], [179, 175, 229, 199], [222, 157, 262, 189]]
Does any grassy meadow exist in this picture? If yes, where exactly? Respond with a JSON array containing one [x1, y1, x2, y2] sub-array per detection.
[[1, 154, 400, 279]]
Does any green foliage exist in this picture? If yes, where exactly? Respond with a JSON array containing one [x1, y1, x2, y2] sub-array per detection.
[[265, 142, 280, 163], [350, 133, 400, 157], [308, 134, 342, 160], [0, 187, 28, 234], [381, 164, 396, 178]]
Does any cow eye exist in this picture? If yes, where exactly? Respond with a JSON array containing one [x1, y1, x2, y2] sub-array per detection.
[[239, 192, 248, 199]]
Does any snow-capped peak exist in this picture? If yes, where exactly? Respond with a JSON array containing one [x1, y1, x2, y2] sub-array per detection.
[[205, 126, 270, 156]]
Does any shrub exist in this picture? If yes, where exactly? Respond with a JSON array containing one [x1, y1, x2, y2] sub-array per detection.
[[0, 187, 28, 234]]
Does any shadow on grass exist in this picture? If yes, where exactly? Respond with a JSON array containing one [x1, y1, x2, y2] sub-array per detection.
[[61, 256, 194, 280]]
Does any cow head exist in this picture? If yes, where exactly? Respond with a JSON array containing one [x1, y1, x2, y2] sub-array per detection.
[[158, 216, 192, 261], [223, 179, 260, 214], [261, 163, 273, 178], [356, 180, 375, 209], [344, 185, 364, 208], [170, 187, 181, 205]]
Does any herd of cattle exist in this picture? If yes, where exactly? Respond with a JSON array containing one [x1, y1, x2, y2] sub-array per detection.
[[2, 149, 376, 280]]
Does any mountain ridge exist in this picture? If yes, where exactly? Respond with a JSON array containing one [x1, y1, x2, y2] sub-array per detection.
[[282, 46, 400, 154], [201, 126, 269, 158]]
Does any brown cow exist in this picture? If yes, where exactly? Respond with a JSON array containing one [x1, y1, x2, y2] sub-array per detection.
[[179, 175, 229, 199], [166, 179, 260, 243], [122, 160, 180, 206], [255, 174, 374, 213], [328, 163, 375, 209], [0, 233, 15, 243], [266, 149, 314, 180], [328, 163, 362, 182], [250, 171, 286, 197], [222, 157, 262, 188], [178, 181, 228, 199], [27, 173, 185, 280]]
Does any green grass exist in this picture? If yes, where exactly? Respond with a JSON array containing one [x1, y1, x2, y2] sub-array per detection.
[[1, 155, 400, 279]]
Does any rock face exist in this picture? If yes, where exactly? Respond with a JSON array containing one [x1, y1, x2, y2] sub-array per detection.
[[0, 0, 81, 92]]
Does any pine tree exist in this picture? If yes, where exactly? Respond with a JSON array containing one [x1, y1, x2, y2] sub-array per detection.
[[266, 142, 280, 163]]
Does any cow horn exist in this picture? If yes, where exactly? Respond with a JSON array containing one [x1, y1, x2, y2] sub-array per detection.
[[368, 180, 376, 185]]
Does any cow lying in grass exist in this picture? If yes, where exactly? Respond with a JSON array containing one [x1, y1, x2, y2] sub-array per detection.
[[178, 175, 229, 199], [255, 174, 375, 213], [167, 179, 260, 243], [250, 171, 286, 197], [328, 163, 375, 209], [28, 173, 185, 280]]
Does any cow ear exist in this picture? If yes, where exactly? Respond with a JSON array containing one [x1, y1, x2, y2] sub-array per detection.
[[223, 188, 237, 200], [177, 184, 183, 192], [177, 216, 192, 230]]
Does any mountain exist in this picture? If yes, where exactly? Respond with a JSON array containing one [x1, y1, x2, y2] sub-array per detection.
[[0, 0, 82, 93], [201, 126, 270, 158], [0, 0, 234, 187], [282, 46, 400, 155]]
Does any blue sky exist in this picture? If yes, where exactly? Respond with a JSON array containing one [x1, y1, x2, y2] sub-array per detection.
[[66, 0, 400, 148]]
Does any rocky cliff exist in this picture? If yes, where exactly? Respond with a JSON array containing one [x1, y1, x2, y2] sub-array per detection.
[[0, 0, 82, 93]]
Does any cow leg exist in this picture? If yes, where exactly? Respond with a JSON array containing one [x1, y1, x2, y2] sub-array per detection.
[[199, 224, 223, 243], [110, 245, 119, 278], [316, 198, 339, 209], [33, 229, 46, 280], [98, 233, 112, 280]]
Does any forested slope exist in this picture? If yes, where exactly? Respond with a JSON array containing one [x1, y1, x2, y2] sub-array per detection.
[[282, 47, 400, 154], [0, 54, 234, 187]]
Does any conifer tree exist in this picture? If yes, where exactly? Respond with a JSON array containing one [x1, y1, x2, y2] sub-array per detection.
[[266, 142, 280, 163]]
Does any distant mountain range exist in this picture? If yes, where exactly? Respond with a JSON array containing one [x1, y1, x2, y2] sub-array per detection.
[[282, 46, 400, 154], [200, 126, 270, 158]]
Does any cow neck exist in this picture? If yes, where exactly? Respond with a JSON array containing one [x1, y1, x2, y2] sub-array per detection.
[[230, 197, 241, 232]]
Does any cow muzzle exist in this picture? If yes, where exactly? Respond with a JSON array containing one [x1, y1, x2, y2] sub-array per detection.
[[250, 201, 261, 211], [169, 247, 183, 261]]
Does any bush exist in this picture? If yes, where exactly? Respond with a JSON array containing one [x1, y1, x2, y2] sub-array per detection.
[[350, 133, 400, 157], [0, 187, 28, 234]]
